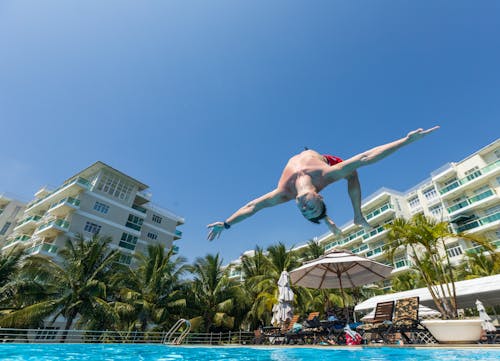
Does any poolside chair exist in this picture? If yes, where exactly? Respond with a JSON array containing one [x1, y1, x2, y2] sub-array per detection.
[[383, 297, 437, 344], [357, 300, 394, 343]]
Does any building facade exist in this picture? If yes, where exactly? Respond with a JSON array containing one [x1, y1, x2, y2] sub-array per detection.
[[0, 194, 26, 245], [1, 162, 184, 265], [228, 139, 500, 281]]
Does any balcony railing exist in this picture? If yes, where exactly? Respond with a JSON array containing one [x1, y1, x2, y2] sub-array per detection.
[[465, 239, 500, 254], [365, 203, 393, 221], [439, 160, 500, 195], [175, 230, 182, 237], [131, 204, 147, 213], [394, 259, 411, 269], [456, 212, 500, 232], [447, 189, 495, 213], [15, 215, 42, 229], [26, 177, 90, 210], [366, 246, 383, 258], [27, 243, 59, 255], [362, 225, 386, 241], [49, 197, 80, 210], [36, 219, 70, 233]]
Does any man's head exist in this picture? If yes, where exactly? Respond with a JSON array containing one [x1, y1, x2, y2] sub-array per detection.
[[296, 191, 327, 223]]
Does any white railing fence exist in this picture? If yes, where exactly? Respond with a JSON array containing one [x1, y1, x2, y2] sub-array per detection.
[[0, 328, 255, 345]]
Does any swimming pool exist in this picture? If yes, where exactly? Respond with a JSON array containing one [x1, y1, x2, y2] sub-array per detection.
[[0, 344, 498, 361]]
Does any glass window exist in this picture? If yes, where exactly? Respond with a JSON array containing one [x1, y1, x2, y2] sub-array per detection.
[[93, 201, 110, 214], [0, 222, 12, 235], [119, 232, 138, 250], [96, 173, 133, 202], [423, 187, 437, 200], [152, 214, 162, 224], [126, 214, 143, 231], [147, 232, 158, 240], [84, 221, 101, 235], [408, 197, 420, 208]]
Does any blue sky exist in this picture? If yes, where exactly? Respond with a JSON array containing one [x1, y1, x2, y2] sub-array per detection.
[[1, 1, 499, 264]]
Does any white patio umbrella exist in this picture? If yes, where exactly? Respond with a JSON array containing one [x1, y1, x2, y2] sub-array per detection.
[[271, 271, 294, 326], [361, 304, 441, 321], [290, 250, 393, 308], [476, 299, 496, 332]]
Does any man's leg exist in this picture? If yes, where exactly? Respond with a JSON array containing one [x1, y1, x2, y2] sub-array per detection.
[[346, 171, 371, 231]]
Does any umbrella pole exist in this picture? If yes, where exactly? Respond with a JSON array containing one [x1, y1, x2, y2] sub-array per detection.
[[338, 273, 349, 324]]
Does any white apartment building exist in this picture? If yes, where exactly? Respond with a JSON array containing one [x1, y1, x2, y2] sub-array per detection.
[[228, 139, 500, 281], [1, 162, 184, 265], [0, 194, 26, 245]]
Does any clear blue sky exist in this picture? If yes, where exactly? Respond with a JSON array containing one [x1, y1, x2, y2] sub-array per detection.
[[1, 1, 499, 264]]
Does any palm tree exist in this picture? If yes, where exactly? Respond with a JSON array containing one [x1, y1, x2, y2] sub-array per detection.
[[0, 246, 24, 299], [0, 234, 120, 332], [188, 253, 238, 332], [385, 214, 496, 319], [111, 244, 187, 331], [457, 249, 500, 279]]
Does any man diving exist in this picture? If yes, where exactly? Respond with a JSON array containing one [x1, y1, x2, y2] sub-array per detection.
[[207, 126, 439, 241]]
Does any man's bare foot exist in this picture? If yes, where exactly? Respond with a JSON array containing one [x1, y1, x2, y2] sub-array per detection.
[[354, 216, 371, 232]]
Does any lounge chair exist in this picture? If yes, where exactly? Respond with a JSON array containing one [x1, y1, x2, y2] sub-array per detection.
[[383, 297, 437, 344], [357, 300, 394, 343]]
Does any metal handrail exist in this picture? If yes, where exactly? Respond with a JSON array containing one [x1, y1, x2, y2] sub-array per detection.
[[163, 319, 191, 345]]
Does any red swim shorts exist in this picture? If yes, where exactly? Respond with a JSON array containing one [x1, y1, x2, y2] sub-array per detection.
[[323, 154, 343, 166]]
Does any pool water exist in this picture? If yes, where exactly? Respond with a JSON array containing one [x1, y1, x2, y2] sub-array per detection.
[[0, 344, 498, 361]]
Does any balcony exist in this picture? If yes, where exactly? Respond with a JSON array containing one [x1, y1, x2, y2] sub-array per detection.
[[465, 239, 500, 254], [34, 219, 70, 237], [174, 229, 182, 240], [448, 189, 497, 216], [27, 243, 59, 255], [365, 203, 394, 223], [351, 244, 369, 254], [439, 160, 500, 197], [26, 177, 90, 213], [393, 258, 412, 269], [132, 204, 147, 214], [366, 246, 384, 258], [48, 197, 80, 217], [3, 234, 31, 248], [362, 225, 389, 243], [14, 215, 42, 233], [456, 212, 500, 233]]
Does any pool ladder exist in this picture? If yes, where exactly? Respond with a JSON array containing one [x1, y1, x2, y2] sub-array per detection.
[[163, 318, 191, 345]]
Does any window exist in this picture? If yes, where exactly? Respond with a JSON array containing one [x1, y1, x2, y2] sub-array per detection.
[[147, 232, 158, 240], [465, 166, 481, 181], [118, 253, 132, 265], [119, 232, 138, 250], [96, 173, 134, 201], [126, 214, 143, 231], [446, 243, 463, 258], [93, 201, 110, 214], [84, 221, 101, 235], [423, 187, 437, 201], [0, 222, 11, 235], [408, 197, 420, 208], [152, 214, 162, 224], [429, 204, 443, 218]]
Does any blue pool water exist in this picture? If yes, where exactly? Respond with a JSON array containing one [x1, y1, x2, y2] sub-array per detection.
[[0, 344, 498, 361]]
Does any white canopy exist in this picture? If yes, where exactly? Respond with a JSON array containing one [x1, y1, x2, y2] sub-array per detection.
[[355, 274, 500, 313]]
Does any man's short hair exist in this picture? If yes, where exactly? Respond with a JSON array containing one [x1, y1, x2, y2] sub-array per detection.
[[306, 201, 327, 224]]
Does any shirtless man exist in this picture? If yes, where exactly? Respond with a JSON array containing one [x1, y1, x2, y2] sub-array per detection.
[[207, 126, 439, 241]]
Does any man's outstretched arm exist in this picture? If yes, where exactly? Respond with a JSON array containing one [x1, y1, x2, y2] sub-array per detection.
[[207, 189, 290, 241], [324, 126, 440, 181]]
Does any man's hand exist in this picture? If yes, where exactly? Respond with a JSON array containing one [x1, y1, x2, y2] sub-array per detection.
[[323, 216, 342, 238], [207, 221, 225, 241], [406, 126, 440, 143]]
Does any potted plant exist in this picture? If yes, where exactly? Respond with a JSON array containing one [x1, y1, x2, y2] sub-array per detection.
[[385, 214, 498, 343]]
